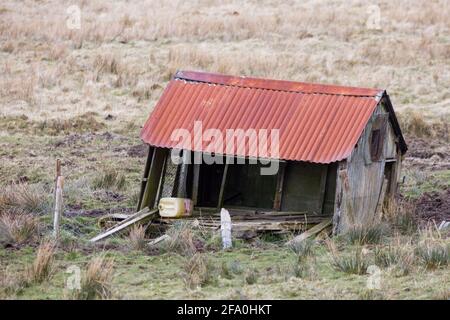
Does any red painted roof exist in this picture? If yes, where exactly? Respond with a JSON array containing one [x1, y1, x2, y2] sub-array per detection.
[[141, 71, 384, 163]]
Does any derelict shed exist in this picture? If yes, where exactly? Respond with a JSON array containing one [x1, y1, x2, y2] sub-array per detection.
[[137, 70, 407, 234]]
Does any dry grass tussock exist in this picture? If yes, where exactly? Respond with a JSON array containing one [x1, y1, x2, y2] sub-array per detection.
[[160, 222, 199, 257], [183, 253, 216, 289], [0, 267, 28, 298], [91, 167, 127, 191], [0, 210, 40, 245], [342, 223, 390, 245], [26, 240, 56, 283], [0, 183, 48, 214], [374, 236, 415, 276], [128, 224, 147, 251], [398, 112, 449, 140], [72, 255, 115, 300], [415, 226, 449, 269]]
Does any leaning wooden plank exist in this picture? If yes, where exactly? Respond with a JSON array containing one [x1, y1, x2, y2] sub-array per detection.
[[285, 218, 332, 246], [375, 178, 388, 221], [97, 213, 131, 229], [101, 208, 150, 232], [148, 234, 171, 247], [90, 208, 158, 242]]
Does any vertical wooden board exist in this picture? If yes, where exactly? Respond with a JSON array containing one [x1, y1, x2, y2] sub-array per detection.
[[155, 155, 168, 204], [323, 163, 337, 215], [384, 123, 397, 159], [332, 161, 345, 234], [140, 148, 167, 210], [273, 162, 286, 211], [281, 162, 324, 212], [217, 162, 229, 208], [222, 162, 278, 209], [316, 165, 328, 214], [136, 146, 154, 211], [160, 154, 180, 198]]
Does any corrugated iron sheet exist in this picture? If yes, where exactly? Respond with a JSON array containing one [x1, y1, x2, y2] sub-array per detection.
[[140, 71, 383, 163]]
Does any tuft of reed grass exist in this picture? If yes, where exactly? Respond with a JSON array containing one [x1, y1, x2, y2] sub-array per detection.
[[292, 261, 314, 279], [220, 261, 234, 280], [128, 225, 147, 251], [0, 183, 48, 214], [244, 268, 258, 285], [91, 168, 127, 191], [0, 267, 27, 298], [289, 239, 315, 262], [398, 112, 448, 139], [26, 240, 56, 283], [183, 253, 216, 289], [73, 255, 114, 300], [415, 242, 449, 269], [0, 211, 39, 245], [344, 224, 389, 245], [161, 222, 199, 257], [374, 244, 414, 276], [331, 248, 369, 275]]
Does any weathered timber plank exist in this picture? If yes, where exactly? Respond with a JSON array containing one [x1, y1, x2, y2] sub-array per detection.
[[90, 208, 157, 242]]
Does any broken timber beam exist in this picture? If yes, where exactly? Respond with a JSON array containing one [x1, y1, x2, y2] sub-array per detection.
[[90, 208, 158, 242], [285, 218, 332, 246]]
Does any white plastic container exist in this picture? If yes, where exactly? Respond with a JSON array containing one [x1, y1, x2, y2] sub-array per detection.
[[158, 197, 192, 218]]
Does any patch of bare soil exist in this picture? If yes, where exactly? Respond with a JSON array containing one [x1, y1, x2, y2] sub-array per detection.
[[65, 205, 134, 217], [53, 132, 127, 147], [404, 137, 450, 171], [126, 144, 147, 157], [415, 189, 450, 223]]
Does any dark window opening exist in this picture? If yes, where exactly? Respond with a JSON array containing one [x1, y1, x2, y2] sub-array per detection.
[[370, 129, 383, 161]]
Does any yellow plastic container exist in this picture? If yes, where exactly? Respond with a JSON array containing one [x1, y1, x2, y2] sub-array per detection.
[[158, 197, 192, 218]]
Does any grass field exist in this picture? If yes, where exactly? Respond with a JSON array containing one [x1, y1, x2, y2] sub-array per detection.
[[0, 0, 449, 299]]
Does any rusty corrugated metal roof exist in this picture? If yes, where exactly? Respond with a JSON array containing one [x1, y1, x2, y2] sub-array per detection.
[[140, 70, 386, 163]]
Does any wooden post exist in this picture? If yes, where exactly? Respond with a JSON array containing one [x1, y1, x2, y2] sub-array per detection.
[[217, 160, 229, 209], [56, 159, 61, 178], [53, 176, 64, 240], [136, 146, 154, 211], [140, 148, 166, 210], [317, 165, 329, 214], [273, 161, 286, 211]]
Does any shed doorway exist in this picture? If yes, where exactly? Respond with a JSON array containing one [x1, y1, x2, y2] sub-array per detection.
[[196, 160, 278, 210]]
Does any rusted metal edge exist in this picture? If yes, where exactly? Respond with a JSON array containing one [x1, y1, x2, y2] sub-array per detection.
[[175, 70, 383, 97]]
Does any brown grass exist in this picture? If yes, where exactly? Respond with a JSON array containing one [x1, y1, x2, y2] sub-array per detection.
[[0, 0, 447, 128], [161, 222, 198, 257], [183, 253, 216, 289], [0, 183, 47, 214], [73, 255, 115, 300], [26, 240, 56, 283], [128, 225, 147, 251], [0, 267, 27, 298], [91, 167, 127, 191], [0, 210, 39, 245], [399, 112, 449, 139]]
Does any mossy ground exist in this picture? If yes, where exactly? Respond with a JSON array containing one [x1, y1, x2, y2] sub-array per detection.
[[1, 236, 449, 300]]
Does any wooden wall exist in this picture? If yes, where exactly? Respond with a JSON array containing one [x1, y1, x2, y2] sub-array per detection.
[[281, 162, 336, 215], [333, 103, 401, 233]]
